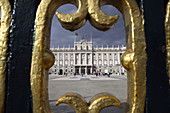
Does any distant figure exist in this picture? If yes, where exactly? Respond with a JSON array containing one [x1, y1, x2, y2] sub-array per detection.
[[82, 73, 83, 77], [107, 73, 110, 77], [74, 73, 76, 77], [96, 73, 98, 77]]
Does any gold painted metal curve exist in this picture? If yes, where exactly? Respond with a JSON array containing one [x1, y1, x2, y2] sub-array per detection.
[[56, 92, 122, 113], [121, 0, 147, 113], [31, 0, 147, 113], [88, 0, 119, 31], [56, 0, 88, 31], [43, 49, 55, 69], [88, 92, 122, 113], [56, 93, 88, 113], [121, 49, 134, 70], [165, 0, 170, 84], [0, 0, 11, 113]]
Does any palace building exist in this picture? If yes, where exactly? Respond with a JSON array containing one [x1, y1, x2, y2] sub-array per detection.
[[50, 38, 127, 75]]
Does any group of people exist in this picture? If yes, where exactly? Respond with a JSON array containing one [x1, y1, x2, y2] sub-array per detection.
[[70, 72, 111, 77], [95, 72, 111, 77]]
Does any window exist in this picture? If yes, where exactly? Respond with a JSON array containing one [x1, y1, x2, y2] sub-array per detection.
[[104, 60, 107, 66], [98, 53, 101, 58], [59, 53, 62, 57], [109, 53, 112, 58]]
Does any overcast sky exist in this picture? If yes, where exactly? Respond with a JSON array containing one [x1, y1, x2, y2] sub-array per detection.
[[50, 4, 126, 48], [51, 4, 126, 48], [0, 5, 126, 48]]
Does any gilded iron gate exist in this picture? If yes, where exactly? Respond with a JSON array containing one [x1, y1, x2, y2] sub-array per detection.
[[0, 0, 169, 113]]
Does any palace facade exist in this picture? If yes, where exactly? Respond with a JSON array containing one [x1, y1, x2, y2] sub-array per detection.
[[50, 38, 127, 75]]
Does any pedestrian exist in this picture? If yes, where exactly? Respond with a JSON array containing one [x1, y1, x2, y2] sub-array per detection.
[[108, 73, 110, 77]]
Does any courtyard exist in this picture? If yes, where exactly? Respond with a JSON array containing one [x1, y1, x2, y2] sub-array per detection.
[[49, 74, 127, 113]]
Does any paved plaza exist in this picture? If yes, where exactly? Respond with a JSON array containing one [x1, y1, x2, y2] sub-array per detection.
[[49, 74, 127, 113]]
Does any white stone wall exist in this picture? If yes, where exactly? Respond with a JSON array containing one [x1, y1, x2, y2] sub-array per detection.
[[50, 39, 127, 75]]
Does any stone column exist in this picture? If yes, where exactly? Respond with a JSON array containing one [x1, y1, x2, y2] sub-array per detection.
[[58, 52, 60, 66], [90, 53, 92, 65], [113, 52, 115, 66], [68, 53, 70, 66], [85, 53, 87, 65], [85, 66, 87, 75], [118, 53, 120, 64], [63, 53, 65, 66], [79, 53, 81, 65], [74, 53, 76, 65], [96, 53, 98, 66], [102, 53, 104, 66], [107, 53, 109, 66], [119, 66, 121, 75], [91, 67, 92, 74], [79, 67, 81, 74]]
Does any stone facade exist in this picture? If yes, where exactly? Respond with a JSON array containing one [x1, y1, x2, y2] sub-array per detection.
[[50, 38, 127, 75]]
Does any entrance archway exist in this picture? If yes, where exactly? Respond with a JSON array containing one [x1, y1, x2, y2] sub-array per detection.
[[59, 69, 63, 75]]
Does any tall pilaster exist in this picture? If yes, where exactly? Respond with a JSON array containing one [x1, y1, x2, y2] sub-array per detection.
[[85, 67, 87, 74], [113, 52, 115, 66], [79, 53, 81, 65], [102, 53, 104, 66], [68, 53, 70, 66], [85, 53, 87, 65], [118, 53, 120, 64], [90, 53, 92, 65], [107, 53, 109, 66], [58, 52, 60, 66], [96, 53, 98, 66], [63, 53, 65, 66], [74, 53, 76, 65]]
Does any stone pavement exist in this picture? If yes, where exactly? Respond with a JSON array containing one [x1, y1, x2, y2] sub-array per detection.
[[49, 75, 127, 113], [49, 74, 127, 81]]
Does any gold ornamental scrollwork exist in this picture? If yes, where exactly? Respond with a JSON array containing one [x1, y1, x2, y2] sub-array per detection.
[[56, 0, 119, 31], [165, 0, 170, 84], [56, 92, 122, 113], [0, 0, 11, 113], [31, 0, 147, 113]]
